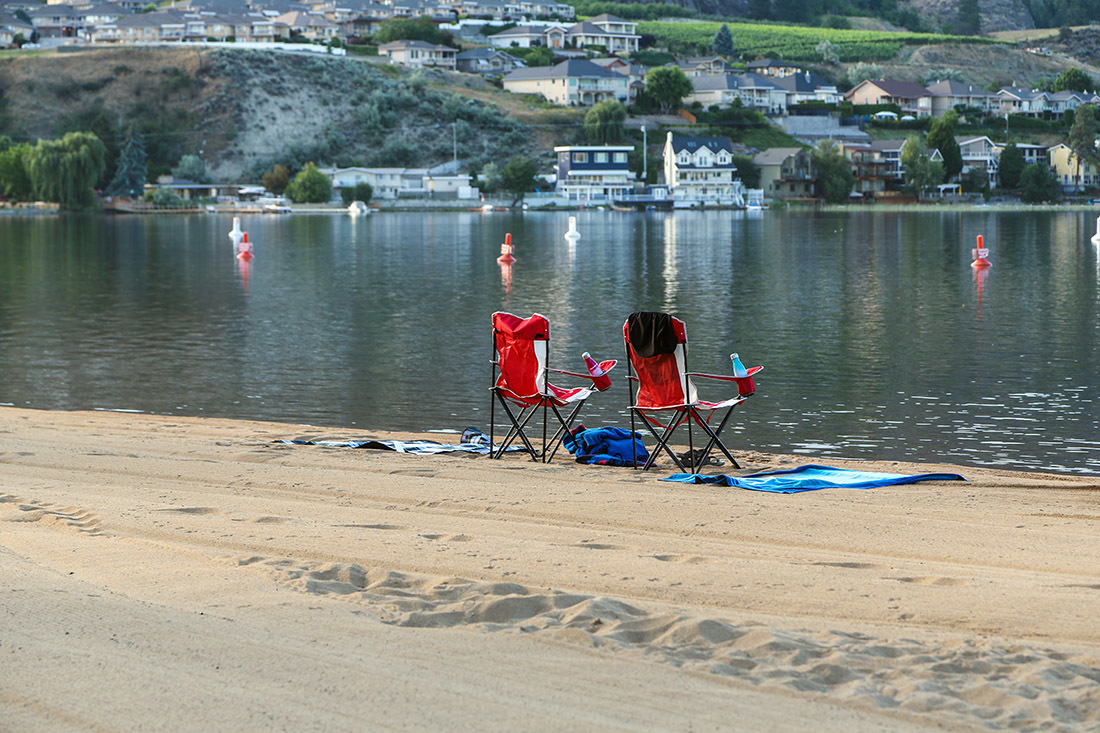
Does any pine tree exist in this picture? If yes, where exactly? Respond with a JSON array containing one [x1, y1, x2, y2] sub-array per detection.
[[712, 24, 733, 57], [106, 126, 147, 199], [956, 0, 981, 35], [927, 113, 963, 181]]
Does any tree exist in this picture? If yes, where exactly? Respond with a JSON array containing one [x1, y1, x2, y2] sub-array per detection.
[[172, 154, 208, 183], [901, 134, 944, 195], [0, 143, 34, 201], [812, 139, 853, 203], [284, 162, 332, 203], [998, 142, 1025, 189], [26, 132, 106, 210], [262, 164, 290, 195], [747, 0, 771, 20], [478, 161, 502, 194], [955, 0, 981, 34], [845, 62, 883, 87], [926, 112, 962, 180], [961, 166, 989, 196], [816, 39, 839, 65], [1068, 104, 1100, 192], [645, 67, 693, 115], [339, 182, 373, 204], [105, 126, 147, 198], [500, 156, 539, 204], [373, 17, 452, 46], [1019, 162, 1060, 203], [1052, 68, 1095, 93], [583, 99, 626, 144], [712, 24, 733, 57], [731, 155, 760, 188]]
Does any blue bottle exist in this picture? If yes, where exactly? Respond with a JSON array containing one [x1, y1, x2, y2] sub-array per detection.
[[730, 353, 748, 378]]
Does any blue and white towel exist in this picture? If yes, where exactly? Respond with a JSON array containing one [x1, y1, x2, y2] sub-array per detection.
[[661, 464, 966, 494], [276, 428, 525, 455]]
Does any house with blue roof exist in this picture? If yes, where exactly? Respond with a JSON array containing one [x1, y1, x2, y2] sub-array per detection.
[[553, 145, 635, 202], [662, 132, 743, 206]]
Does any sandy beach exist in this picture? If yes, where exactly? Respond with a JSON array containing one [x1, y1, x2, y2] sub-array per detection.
[[1, 406, 1098, 731]]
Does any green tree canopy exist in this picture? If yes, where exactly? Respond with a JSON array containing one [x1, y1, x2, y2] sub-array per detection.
[[955, 0, 981, 34], [0, 143, 34, 202], [901, 134, 944, 195], [961, 166, 989, 196], [926, 111, 962, 180], [583, 99, 627, 144], [500, 156, 539, 202], [172, 154, 209, 183], [998, 142, 1025, 189], [731, 154, 760, 189], [373, 17, 453, 46], [339, 182, 373, 205], [1051, 68, 1095, 93], [511, 46, 554, 67], [645, 66, 693, 115], [26, 132, 107, 210], [262, 164, 290, 195], [1019, 162, 1060, 203], [106, 126, 147, 198], [712, 23, 733, 57], [1068, 104, 1100, 191], [812, 139, 853, 203], [284, 162, 332, 203]]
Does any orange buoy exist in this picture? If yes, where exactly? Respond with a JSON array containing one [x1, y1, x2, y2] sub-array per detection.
[[971, 234, 990, 268], [237, 231, 253, 260], [497, 232, 515, 263]]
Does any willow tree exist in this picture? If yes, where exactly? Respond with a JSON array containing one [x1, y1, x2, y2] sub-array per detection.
[[583, 99, 626, 144], [26, 132, 106, 210]]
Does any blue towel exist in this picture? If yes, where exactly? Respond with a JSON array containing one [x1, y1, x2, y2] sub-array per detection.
[[562, 426, 649, 467], [661, 464, 966, 493], [275, 428, 525, 455]]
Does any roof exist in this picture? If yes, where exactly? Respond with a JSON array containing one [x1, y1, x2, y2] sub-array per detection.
[[862, 79, 931, 98], [456, 47, 515, 59], [735, 72, 782, 89], [668, 133, 733, 154], [770, 71, 834, 93], [379, 39, 455, 51], [503, 58, 623, 81], [746, 57, 800, 69], [690, 74, 739, 92], [586, 13, 629, 23], [275, 11, 336, 26], [752, 147, 804, 165], [925, 79, 994, 97], [868, 139, 906, 153]]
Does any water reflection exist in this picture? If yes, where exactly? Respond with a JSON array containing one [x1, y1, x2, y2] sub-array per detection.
[[0, 210, 1096, 474]]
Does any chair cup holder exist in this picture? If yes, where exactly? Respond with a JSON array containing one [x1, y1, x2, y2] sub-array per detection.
[[734, 375, 755, 397]]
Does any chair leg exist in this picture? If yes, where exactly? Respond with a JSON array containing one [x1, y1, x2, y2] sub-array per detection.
[[691, 406, 741, 470], [493, 394, 540, 461], [545, 400, 585, 463], [640, 410, 689, 472]]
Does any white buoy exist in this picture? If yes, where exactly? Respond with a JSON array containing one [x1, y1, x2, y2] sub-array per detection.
[[1091, 215, 1100, 244], [229, 216, 243, 247], [347, 201, 369, 216], [564, 216, 580, 241]]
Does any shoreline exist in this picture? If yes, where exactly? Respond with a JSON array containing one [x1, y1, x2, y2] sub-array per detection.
[[2, 406, 1097, 730]]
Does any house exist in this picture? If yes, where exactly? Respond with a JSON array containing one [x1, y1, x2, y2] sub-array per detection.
[[925, 79, 997, 117], [553, 145, 635, 202], [28, 2, 78, 36], [566, 14, 638, 53], [144, 177, 229, 201], [867, 139, 906, 180], [676, 56, 732, 77], [455, 47, 523, 73], [684, 73, 740, 109], [1046, 90, 1099, 116], [931, 135, 1001, 185], [379, 39, 457, 70], [753, 147, 816, 200], [502, 59, 628, 106], [771, 71, 842, 107], [591, 57, 647, 100], [732, 72, 787, 114], [1047, 143, 1099, 192], [994, 142, 1049, 167], [745, 58, 804, 77], [0, 11, 35, 43], [662, 132, 741, 205], [319, 167, 477, 199], [486, 23, 565, 48], [996, 87, 1048, 117], [516, 0, 574, 19], [840, 143, 888, 198], [274, 10, 338, 40], [845, 79, 933, 117]]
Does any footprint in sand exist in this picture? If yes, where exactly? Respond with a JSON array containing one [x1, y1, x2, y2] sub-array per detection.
[[813, 562, 888, 570], [895, 576, 968, 586], [650, 554, 718, 564], [336, 523, 409, 531], [1, 495, 103, 534], [157, 507, 226, 515]]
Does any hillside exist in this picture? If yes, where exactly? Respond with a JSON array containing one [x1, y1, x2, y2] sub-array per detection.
[[0, 47, 576, 182]]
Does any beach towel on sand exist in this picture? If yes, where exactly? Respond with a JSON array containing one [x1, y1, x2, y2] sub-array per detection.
[[561, 427, 648, 467], [661, 464, 966, 494], [275, 428, 525, 455]]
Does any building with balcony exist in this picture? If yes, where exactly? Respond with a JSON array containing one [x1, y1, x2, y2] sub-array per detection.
[[553, 145, 635, 202]]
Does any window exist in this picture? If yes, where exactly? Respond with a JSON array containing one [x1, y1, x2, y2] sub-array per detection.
[[594, 152, 608, 163], [613, 152, 627, 163], [573, 152, 588, 163]]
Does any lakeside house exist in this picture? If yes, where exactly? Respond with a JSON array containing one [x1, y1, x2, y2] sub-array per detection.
[[553, 144, 635, 203], [753, 147, 816, 201], [319, 166, 477, 199], [662, 132, 743, 206]]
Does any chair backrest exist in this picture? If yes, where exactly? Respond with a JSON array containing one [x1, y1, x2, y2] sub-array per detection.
[[492, 312, 549, 400], [624, 312, 697, 409]]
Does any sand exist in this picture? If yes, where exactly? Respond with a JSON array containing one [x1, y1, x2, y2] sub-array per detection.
[[1, 406, 1098, 731]]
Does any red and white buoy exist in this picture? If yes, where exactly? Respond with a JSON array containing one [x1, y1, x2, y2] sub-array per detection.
[[497, 232, 515, 263], [971, 234, 990, 268], [237, 231, 253, 260]]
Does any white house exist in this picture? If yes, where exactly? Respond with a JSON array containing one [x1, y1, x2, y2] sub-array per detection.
[[553, 144, 635, 202], [662, 132, 742, 206], [379, 39, 457, 70]]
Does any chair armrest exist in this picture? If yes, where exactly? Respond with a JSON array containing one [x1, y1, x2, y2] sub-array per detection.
[[687, 365, 763, 381], [548, 368, 590, 379]]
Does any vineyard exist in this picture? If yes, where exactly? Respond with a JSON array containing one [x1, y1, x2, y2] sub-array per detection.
[[637, 21, 1003, 62]]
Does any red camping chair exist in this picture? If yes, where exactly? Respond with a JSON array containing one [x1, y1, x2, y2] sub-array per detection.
[[624, 312, 762, 472], [490, 312, 617, 462]]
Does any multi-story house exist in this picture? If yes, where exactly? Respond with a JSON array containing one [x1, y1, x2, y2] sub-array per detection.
[[840, 143, 888, 198], [1048, 143, 1099, 192], [733, 72, 787, 114], [662, 132, 741, 205], [274, 10, 338, 40], [771, 71, 842, 107], [455, 48, 523, 73], [845, 79, 933, 117], [676, 56, 732, 77], [867, 139, 907, 180], [553, 145, 635, 202], [502, 59, 628, 105], [379, 39, 457, 70], [996, 87, 1048, 117], [744, 57, 804, 77], [925, 79, 997, 117], [566, 14, 638, 53], [753, 147, 816, 200], [930, 135, 1000, 185]]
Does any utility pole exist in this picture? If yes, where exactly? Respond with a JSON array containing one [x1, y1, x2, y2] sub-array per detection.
[[641, 124, 647, 186], [452, 121, 457, 166]]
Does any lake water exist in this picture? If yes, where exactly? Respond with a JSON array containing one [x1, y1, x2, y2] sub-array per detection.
[[1, 209, 1097, 475]]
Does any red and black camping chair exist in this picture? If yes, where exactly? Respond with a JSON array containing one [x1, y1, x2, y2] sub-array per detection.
[[624, 312, 762, 471], [490, 312, 616, 462]]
